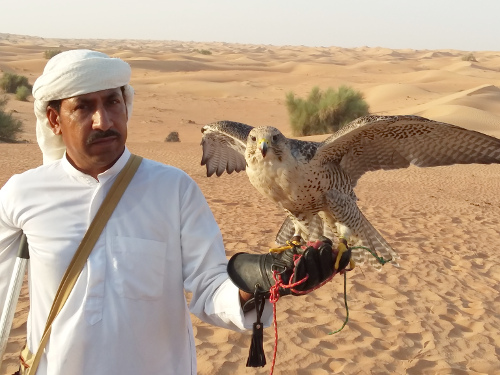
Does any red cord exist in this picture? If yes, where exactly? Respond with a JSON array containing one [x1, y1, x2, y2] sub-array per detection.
[[267, 257, 310, 375], [266, 252, 344, 375], [268, 271, 283, 375], [270, 297, 278, 375]]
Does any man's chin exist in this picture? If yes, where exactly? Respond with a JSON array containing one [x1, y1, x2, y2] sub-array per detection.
[[89, 144, 125, 164]]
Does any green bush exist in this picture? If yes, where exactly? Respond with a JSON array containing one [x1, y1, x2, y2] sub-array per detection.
[[44, 49, 63, 59], [15, 86, 30, 101], [286, 85, 369, 136], [461, 53, 477, 62], [0, 73, 32, 94], [196, 49, 212, 55], [0, 97, 23, 142]]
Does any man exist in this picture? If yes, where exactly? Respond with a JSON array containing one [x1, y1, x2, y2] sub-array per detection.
[[0, 50, 341, 374]]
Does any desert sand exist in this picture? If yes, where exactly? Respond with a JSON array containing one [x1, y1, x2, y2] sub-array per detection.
[[1, 33, 500, 374]]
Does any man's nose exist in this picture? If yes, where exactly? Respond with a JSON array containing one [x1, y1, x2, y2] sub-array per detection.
[[92, 105, 112, 130]]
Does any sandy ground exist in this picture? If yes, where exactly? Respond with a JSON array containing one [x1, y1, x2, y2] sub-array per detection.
[[1, 33, 500, 374]]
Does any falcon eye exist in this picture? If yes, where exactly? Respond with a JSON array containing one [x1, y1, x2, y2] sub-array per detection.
[[272, 135, 278, 142], [251, 136, 256, 141]]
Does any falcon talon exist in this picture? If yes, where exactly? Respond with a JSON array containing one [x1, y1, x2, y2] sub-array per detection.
[[268, 245, 292, 253], [334, 242, 348, 270], [349, 259, 356, 270]]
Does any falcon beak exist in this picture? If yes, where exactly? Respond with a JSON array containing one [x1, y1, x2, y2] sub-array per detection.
[[258, 138, 268, 157]]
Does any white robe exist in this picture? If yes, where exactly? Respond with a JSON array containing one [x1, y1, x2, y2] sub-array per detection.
[[0, 148, 271, 374]]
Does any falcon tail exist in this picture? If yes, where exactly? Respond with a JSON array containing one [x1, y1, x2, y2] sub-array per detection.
[[275, 215, 337, 247], [275, 214, 400, 270], [275, 217, 295, 246], [351, 211, 400, 270]]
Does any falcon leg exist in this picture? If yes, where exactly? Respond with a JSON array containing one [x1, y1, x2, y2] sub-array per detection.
[[269, 236, 302, 253], [270, 218, 307, 253], [336, 237, 355, 271], [335, 224, 356, 271]]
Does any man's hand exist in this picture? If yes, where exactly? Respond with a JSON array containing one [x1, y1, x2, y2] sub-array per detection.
[[285, 239, 341, 295], [239, 289, 253, 307], [228, 238, 352, 299]]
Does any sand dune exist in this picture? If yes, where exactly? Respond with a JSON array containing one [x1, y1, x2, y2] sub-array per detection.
[[1, 33, 500, 375], [417, 105, 500, 138], [401, 84, 500, 136], [364, 83, 433, 113]]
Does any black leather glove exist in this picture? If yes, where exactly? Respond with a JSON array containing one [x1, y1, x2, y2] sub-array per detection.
[[229, 238, 352, 368], [227, 238, 351, 299]]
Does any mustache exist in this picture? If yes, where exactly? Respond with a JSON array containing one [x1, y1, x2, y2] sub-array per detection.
[[86, 129, 121, 144]]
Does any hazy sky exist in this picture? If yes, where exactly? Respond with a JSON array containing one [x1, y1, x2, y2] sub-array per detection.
[[3, 0, 499, 51]]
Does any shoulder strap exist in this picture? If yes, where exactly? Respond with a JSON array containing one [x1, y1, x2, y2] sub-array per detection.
[[27, 154, 143, 374]]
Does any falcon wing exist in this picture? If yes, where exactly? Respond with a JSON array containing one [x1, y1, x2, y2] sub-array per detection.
[[288, 139, 321, 163], [201, 120, 253, 177], [315, 115, 500, 186]]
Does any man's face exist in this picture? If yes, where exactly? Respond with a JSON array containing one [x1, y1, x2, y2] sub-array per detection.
[[47, 87, 128, 177]]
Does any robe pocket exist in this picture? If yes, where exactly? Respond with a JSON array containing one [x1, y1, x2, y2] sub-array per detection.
[[110, 236, 166, 300]]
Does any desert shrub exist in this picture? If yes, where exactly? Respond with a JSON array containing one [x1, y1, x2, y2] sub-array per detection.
[[461, 53, 477, 62], [165, 131, 180, 142], [15, 86, 30, 101], [0, 97, 23, 142], [286, 85, 369, 136], [196, 49, 212, 55], [44, 49, 63, 59], [0, 73, 32, 94]]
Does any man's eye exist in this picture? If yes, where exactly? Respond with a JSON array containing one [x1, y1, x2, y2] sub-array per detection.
[[74, 104, 88, 111], [109, 97, 123, 106]]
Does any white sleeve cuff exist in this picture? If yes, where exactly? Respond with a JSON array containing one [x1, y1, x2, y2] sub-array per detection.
[[212, 278, 273, 332]]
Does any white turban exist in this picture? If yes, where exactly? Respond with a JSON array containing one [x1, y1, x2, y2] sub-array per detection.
[[32, 49, 134, 164]]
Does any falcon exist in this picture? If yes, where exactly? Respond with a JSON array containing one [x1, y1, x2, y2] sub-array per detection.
[[200, 115, 500, 269]]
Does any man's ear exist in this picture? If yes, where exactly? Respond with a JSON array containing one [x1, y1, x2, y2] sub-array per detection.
[[46, 106, 62, 135]]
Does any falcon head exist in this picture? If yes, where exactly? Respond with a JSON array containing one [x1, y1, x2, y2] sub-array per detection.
[[245, 126, 287, 162]]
